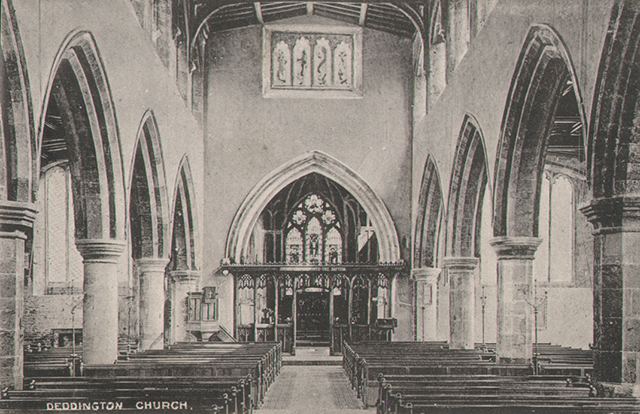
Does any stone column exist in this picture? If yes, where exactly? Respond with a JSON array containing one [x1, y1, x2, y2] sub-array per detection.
[[76, 239, 125, 366], [490, 237, 541, 363], [169, 269, 199, 343], [444, 257, 478, 349], [445, 0, 470, 80], [136, 258, 169, 350], [0, 202, 36, 390], [412, 267, 441, 341], [582, 197, 640, 385]]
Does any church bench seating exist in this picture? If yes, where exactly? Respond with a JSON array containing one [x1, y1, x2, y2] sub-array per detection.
[[1, 375, 252, 413], [6, 343, 282, 413], [103, 343, 281, 403], [343, 342, 500, 406], [378, 373, 640, 414], [344, 341, 598, 408]]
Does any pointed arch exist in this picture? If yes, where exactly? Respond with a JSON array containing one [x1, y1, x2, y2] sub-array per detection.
[[170, 155, 198, 271], [446, 114, 489, 257], [414, 154, 444, 268], [226, 150, 400, 263], [38, 30, 125, 240], [1, 0, 36, 202], [589, 1, 640, 199], [493, 24, 586, 237], [129, 110, 170, 259]]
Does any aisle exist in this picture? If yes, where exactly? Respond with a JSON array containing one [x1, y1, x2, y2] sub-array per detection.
[[257, 365, 374, 414]]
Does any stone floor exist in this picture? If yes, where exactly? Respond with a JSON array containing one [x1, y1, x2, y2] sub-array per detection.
[[258, 348, 375, 414]]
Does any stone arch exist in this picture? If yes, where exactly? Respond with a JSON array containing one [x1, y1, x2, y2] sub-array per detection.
[[170, 155, 198, 271], [226, 150, 401, 263], [493, 24, 586, 237], [414, 154, 444, 268], [589, 1, 640, 200], [129, 110, 170, 260], [39, 30, 125, 241], [0, 0, 37, 202], [445, 114, 489, 258]]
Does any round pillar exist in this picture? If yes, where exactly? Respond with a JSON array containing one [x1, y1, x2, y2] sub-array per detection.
[[0, 201, 36, 390], [444, 257, 478, 349], [412, 267, 441, 341], [490, 236, 541, 363], [169, 269, 200, 343], [136, 258, 169, 350], [582, 196, 640, 385], [76, 239, 125, 366]]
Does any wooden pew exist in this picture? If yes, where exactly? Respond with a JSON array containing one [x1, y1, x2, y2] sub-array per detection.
[[1, 375, 251, 413], [5, 342, 282, 413]]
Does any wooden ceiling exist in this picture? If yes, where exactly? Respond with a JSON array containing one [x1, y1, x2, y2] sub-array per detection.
[[192, 2, 425, 39]]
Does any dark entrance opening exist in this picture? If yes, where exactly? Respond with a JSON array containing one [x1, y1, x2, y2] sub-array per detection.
[[296, 289, 330, 346]]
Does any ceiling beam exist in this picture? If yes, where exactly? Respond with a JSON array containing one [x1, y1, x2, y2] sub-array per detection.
[[254, 2, 264, 23], [194, 0, 431, 8], [359, 3, 368, 25]]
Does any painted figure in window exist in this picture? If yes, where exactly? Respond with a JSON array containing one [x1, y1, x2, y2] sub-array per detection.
[[313, 38, 332, 87], [334, 41, 352, 87], [293, 37, 311, 87], [289, 244, 301, 264], [328, 246, 339, 264], [272, 41, 291, 86], [309, 234, 320, 257]]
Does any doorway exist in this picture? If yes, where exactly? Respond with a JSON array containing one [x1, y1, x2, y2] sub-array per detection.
[[296, 289, 330, 346]]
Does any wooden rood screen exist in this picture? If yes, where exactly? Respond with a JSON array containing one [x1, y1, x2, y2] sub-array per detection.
[[225, 263, 406, 354]]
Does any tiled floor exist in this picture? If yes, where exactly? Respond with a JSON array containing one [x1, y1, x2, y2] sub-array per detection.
[[258, 365, 375, 413]]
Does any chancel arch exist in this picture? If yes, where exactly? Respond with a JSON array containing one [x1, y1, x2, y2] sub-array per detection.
[[225, 151, 404, 352], [444, 114, 489, 350], [129, 110, 170, 350], [38, 30, 126, 365], [226, 150, 400, 264], [491, 24, 587, 363]]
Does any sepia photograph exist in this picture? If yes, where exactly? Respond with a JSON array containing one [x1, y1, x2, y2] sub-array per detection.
[[0, 0, 638, 412]]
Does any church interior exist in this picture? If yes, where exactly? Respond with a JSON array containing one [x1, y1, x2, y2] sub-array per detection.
[[2, 0, 640, 412]]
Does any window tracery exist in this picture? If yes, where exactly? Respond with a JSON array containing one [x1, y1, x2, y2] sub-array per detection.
[[285, 194, 343, 265]]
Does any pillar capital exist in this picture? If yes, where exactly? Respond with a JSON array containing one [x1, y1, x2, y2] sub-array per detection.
[[170, 269, 201, 283], [443, 256, 479, 270], [580, 196, 640, 232], [0, 201, 36, 233], [134, 257, 170, 273], [490, 237, 542, 260], [411, 267, 442, 282], [76, 239, 126, 263]]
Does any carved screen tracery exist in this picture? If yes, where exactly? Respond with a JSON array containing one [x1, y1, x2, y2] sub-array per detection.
[[263, 25, 363, 98]]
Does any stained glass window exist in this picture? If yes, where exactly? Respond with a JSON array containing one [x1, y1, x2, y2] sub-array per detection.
[[258, 173, 378, 264], [285, 194, 343, 265]]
